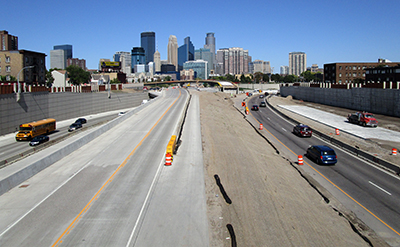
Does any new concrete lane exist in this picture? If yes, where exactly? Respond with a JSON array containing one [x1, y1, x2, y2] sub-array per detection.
[[248, 96, 400, 246], [133, 92, 209, 246], [0, 88, 193, 246]]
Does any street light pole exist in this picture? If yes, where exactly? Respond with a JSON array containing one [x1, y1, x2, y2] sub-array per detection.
[[16, 65, 34, 102]]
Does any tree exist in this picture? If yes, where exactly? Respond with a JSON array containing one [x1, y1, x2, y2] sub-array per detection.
[[300, 71, 316, 82], [283, 74, 296, 83], [66, 65, 91, 85], [110, 78, 120, 84], [164, 76, 171, 81], [45, 68, 59, 87], [262, 73, 270, 83], [254, 72, 263, 83], [271, 74, 282, 82]]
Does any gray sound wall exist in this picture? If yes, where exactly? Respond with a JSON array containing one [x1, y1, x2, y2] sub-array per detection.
[[280, 86, 400, 117], [0, 91, 149, 135]]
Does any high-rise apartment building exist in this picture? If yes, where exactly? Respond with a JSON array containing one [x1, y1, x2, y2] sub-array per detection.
[[167, 35, 178, 71], [141, 32, 155, 64], [280, 66, 289, 75], [0, 30, 18, 51], [178, 37, 194, 71], [154, 50, 161, 72], [250, 60, 271, 74], [289, 52, 306, 76], [217, 47, 250, 75]]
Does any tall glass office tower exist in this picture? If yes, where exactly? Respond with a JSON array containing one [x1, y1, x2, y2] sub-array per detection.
[[131, 47, 145, 73], [141, 32, 155, 64], [53, 44, 72, 59], [178, 37, 194, 71]]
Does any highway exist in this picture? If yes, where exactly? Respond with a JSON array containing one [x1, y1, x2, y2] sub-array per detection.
[[248, 95, 400, 245], [0, 112, 120, 166], [0, 88, 208, 246]]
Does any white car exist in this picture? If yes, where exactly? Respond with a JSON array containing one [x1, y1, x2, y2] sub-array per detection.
[[118, 112, 126, 116]]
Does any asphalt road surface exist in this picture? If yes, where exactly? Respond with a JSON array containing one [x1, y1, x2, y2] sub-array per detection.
[[0, 88, 208, 246], [248, 95, 400, 246]]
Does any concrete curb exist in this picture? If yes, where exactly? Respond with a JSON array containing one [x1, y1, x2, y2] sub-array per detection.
[[0, 95, 162, 196]]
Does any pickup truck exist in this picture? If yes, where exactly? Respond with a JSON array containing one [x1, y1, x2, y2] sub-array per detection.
[[347, 112, 378, 127]]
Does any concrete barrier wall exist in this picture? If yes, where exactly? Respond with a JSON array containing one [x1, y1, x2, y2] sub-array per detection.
[[238, 83, 280, 90], [0, 92, 149, 135], [280, 86, 400, 117]]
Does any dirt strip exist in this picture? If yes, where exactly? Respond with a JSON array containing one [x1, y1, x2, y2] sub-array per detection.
[[198, 91, 387, 246]]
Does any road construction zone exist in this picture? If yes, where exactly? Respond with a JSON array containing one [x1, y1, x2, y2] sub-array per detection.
[[165, 135, 177, 165]]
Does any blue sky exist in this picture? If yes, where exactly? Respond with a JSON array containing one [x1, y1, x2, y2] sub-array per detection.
[[3, 0, 400, 71]]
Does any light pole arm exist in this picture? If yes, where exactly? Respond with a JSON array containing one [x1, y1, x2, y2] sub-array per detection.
[[16, 65, 34, 101]]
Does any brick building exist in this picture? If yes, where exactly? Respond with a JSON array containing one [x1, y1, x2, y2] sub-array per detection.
[[0, 50, 46, 84], [324, 60, 399, 83]]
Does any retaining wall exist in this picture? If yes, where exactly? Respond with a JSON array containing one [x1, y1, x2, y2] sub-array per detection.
[[280, 86, 400, 117], [0, 91, 149, 135]]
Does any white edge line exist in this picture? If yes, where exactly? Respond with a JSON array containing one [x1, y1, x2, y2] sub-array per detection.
[[369, 181, 392, 195], [0, 161, 92, 238], [125, 148, 165, 247]]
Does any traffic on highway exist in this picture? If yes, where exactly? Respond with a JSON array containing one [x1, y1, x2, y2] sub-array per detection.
[[247, 94, 400, 244]]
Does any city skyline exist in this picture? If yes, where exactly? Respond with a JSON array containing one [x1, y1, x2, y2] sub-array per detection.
[[3, 0, 400, 70]]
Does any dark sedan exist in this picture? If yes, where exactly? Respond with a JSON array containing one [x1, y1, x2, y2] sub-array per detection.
[[75, 118, 87, 124], [68, 123, 82, 132], [293, 124, 312, 137], [29, 135, 49, 146]]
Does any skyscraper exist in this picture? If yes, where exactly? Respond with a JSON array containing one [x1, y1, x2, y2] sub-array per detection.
[[204, 33, 215, 55], [167, 35, 178, 71], [178, 37, 194, 71], [204, 32, 216, 70], [53, 45, 72, 59], [141, 32, 155, 64], [289, 52, 306, 76], [195, 48, 213, 77], [154, 50, 161, 72], [131, 47, 145, 73], [51, 44, 72, 69]]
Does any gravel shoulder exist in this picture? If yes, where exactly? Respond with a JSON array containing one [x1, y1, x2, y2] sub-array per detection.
[[198, 91, 385, 246]]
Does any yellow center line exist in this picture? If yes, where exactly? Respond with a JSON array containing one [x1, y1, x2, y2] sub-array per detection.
[[52, 89, 182, 247], [249, 106, 400, 236]]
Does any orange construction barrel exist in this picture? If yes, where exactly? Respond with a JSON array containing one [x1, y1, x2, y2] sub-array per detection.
[[335, 129, 340, 135], [259, 123, 263, 130], [298, 155, 303, 165], [392, 148, 397, 156], [165, 153, 172, 166]]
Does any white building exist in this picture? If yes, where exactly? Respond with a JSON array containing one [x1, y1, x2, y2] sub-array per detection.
[[51, 70, 70, 87]]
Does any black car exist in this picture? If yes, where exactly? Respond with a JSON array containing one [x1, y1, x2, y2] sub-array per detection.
[[29, 135, 49, 146], [293, 124, 312, 137], [251, 105, 259, 111], [68, 123, 82, 132], [259, 101, 266, 107], [75, 118, 87, 124], [306, 145, 337, 165]]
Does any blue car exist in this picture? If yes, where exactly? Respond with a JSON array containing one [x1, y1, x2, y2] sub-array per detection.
[[306, 145, 337, 165]]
